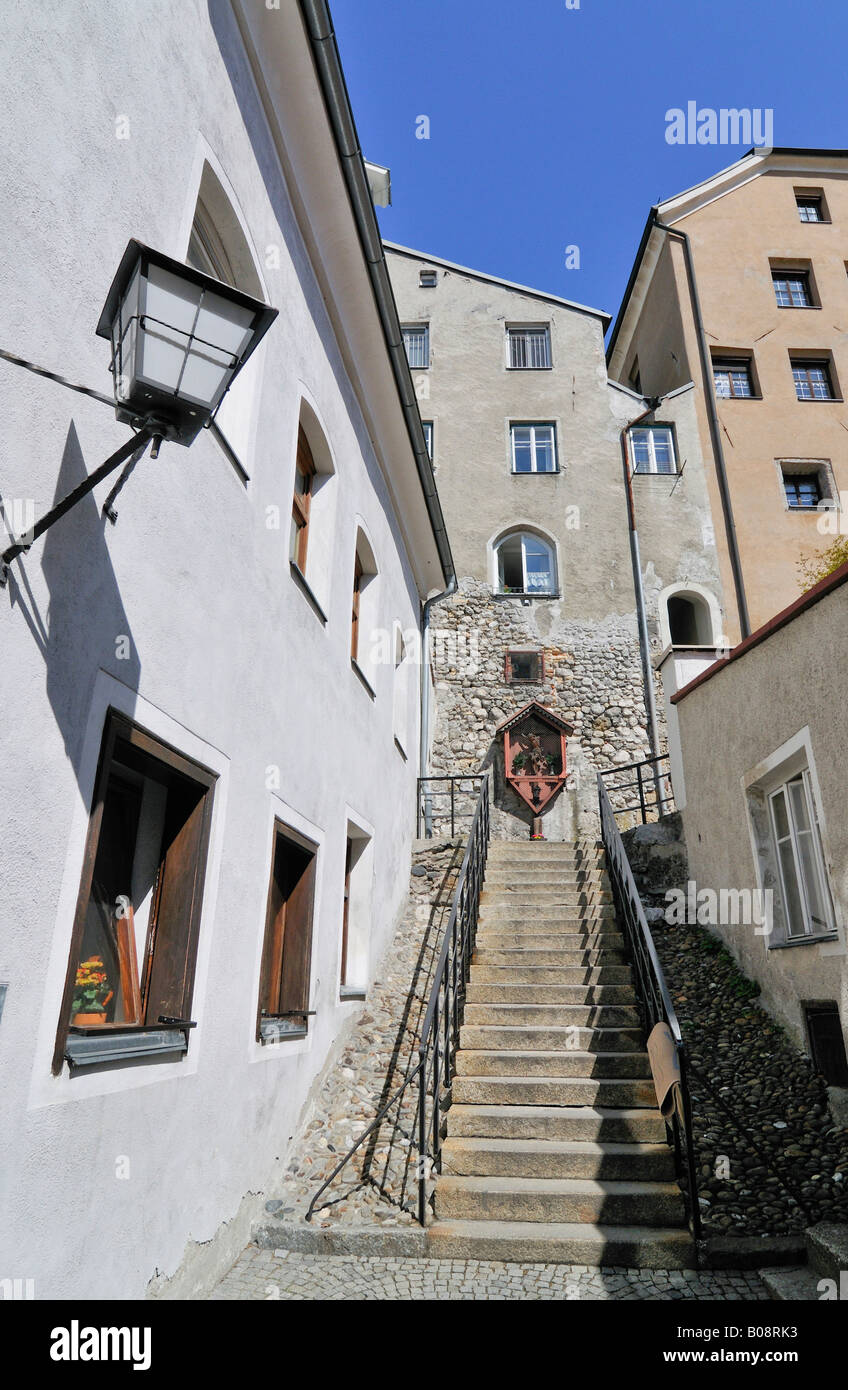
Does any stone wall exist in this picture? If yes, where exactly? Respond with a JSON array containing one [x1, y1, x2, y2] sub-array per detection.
[[428, 578, 663, 840]]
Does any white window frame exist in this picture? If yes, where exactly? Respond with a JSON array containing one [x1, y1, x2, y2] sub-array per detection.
[[768, 770, 834, 940], [506, 325, 551, 370], [510, 423, 558, 474], [629, 426, 677, 475], [402, 324, 430, 369], [495, 531, 558, 596]]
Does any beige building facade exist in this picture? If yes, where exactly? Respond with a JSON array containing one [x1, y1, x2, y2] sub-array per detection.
[[608, 148, 848, 639]]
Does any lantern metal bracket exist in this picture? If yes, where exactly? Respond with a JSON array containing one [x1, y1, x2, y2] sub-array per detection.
[[0, 426, 156, 587]]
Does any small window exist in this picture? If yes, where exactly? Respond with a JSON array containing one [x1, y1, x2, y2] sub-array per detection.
[[511, 423, 557, 474], [628, 358, 642, 393], [791, 358, 836, 401], [506, 650, 544, 683], [795, 190, 826, 223], [783, 472, 822, 509], [350, 530, 379, 690], [351, 553, 363, 661], [495, 531, 557, 596], [804, 1003, 848, 1086], [630, 426, 676, 475], [55, 712, 216, 1072], [290, 427, 315, 571], [258, 823, 317, 1041], [402, 324, 429, 369], [768, 770, 834, 939], [422, 421, 434, 460], [772, 270, 813, 308], [419, 269, 437, 288], [339, 827, 373, 995], [507, 326, 551, 370], [713, 357, 755, 398], [778, 459, 834, 511]]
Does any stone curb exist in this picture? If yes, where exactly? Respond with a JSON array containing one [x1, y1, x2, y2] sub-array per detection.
[[254, 1222, 428, 1258], [700, 1234, 806, 1269]]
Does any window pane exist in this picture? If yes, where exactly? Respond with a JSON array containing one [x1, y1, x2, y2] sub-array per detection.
[[523, 536, 554, 591], [771, 787, 790, 840], [512, 426, 532, 472], [714, 370, 731, 397], [497, 536, 524, 591], [778, 837, 807, 935], [788, 778, 830, 932], [533, 426, 555, 472]]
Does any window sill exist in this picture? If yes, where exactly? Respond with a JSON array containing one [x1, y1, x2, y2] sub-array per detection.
[[290, 562, 328, 625], [339, 986, 367, 1002], [633, 469, 681, 478], [794, 397, 842, 404], [768, 930, 839, 951], [511, 469, 560, 476], [351, 658, 376, 699], [775, 304, 820, 311], [65, 1026, 189, 1070], [259, 1018, 308, 1044], [505, 366, 553, 372], [494, 591, 560, 601]]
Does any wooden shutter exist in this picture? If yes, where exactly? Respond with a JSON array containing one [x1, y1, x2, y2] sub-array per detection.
[[142, 783, 212, 1022]]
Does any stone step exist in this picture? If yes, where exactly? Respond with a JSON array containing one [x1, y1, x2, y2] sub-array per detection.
[[455, 1049, 651, 1079], [446, 1103, 668, 1143], [433, 1175, 686, 1227], [477, 914, 619, 931], [461, 984, 633, 1006], [475, 934, 627, 959], [451, 1074, 657, 1108], [472, 948, 632, 971], [481, 891, 615, 907], [464, 997, 641, 1023], [806, 1223, 848, 1282], [441, 1136, 676, 1181], [759, 1267, 822, 1301], [470, 965, 633, 988], [482, 881, 611, 894], [459, 1023, 645, 1052], [426, 1220, 695, 1268]]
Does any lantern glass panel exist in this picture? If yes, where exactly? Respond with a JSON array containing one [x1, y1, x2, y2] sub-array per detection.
[[139, 264, 254, 410]]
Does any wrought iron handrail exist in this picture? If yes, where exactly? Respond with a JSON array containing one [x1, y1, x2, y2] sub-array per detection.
[[416, 775, 490, 1221], [598, 772, 702, 1241], [417, 774, 484, 838], [600, 753, 673, 824], [306, 775, 490, 1225]]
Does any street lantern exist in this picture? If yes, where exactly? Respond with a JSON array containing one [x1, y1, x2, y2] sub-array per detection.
[[1, 239, 278, 584], [96, 238, 278, 447]]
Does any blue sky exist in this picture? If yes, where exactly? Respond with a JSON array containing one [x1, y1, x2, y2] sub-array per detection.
[[331, 0, 848, 331]]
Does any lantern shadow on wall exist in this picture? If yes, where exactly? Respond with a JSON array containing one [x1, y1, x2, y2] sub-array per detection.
[[496, 701, 574, 839]]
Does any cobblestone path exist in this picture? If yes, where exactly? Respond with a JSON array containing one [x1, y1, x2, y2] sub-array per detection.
[[209, 1246, 770, 1301]]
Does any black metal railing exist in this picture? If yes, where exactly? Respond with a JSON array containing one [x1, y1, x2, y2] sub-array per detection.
[[600, 753, 674, 825], [306, 775, 490, 1225], [417, 774, 485, 838], [598, 771, 702, 1242], [415, 774, 490, 1220]]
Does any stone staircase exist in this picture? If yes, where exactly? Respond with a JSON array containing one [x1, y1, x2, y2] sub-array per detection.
[[427, 839, 695, 1267]]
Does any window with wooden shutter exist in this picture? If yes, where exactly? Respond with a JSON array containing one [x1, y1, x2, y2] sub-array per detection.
[[257, 822, 317, 1041], [351, 553, 363, 661], [290, 427, 316, 571], [54, 711, 216, 1073]]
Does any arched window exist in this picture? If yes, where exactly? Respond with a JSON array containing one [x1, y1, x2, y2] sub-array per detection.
[[185, 162, 267, 477], [666, 592, 713, 646], [289, 399, 336, 612], [351, 528, 379, 690], [494, 530, 557, 596]]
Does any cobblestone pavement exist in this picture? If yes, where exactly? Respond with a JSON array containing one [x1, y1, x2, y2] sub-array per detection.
[[208, 1246, 770, 1301]]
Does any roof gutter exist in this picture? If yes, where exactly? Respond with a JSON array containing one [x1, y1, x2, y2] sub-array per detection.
[[297, 0, 455, 592], [652, 214, 751, 639]]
